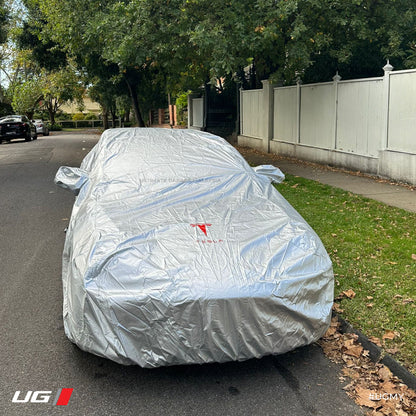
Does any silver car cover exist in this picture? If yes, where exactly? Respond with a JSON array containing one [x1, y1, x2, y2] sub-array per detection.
[[55, 128, 333, 367]]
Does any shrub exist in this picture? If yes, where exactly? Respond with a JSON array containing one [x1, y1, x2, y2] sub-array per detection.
[[48, 123, 62, 131], [84, 113, 98, 120], [72, 113, 85, 121]]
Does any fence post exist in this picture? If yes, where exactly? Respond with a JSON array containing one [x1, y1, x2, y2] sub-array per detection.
[[187, 94, 194, 129], [239, 87, 244, 136], [382, 60, 393, 150], [261, 79, 274, 153], [296, 76, 302, 144], [332, 71, 341, 150]]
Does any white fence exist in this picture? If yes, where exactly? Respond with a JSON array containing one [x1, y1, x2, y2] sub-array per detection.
[[187, 95, 204, 130], [238, 64, 416, 185]]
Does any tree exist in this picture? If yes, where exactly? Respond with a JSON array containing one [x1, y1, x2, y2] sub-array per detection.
[[39, 66, 84, 124], [0, 0, 10, 105], [33, 0, 416, 116]]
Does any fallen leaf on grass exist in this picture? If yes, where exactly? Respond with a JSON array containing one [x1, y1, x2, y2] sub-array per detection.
[[366, 303, 374, 308], [332, 303, 344, 313], [291, 183, 299, 188], [382, 330, 396, 341], [403, 298, 414, 304], [342, 289, 356, 299], [368, 336, 382, 347], [386, 347, 399, 355], [411, 253, 416, 261]]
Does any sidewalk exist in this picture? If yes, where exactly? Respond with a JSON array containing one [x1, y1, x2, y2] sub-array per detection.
[[236, 146, 416, 213]]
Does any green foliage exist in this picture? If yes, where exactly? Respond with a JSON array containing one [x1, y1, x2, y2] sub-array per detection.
[[11, 78, 42, 116], [47, 122, 62, 131], [84, 112, 97, 120], [32, 0, 416, 102], [72, 112, 85, 121], [0, 0, 8, 44], [175, 91, 191, 126], [17, 20, 67, 71], [0, 102, 13, 117]]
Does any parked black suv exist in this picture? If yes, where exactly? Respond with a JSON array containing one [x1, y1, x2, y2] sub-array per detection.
[[0, 115, 37, 143]]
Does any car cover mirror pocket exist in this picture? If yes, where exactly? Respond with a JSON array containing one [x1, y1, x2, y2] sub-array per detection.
[[54, 166, 89, 195], [253, 164, 285, 183]]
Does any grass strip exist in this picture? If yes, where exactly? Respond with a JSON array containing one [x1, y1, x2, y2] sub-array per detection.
[[276, 174, 416, 374]]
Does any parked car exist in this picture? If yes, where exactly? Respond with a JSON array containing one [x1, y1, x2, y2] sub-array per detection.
[[55, 128, 334, 368], [0, 115, 37, 143], [33, 119, 49, 136]]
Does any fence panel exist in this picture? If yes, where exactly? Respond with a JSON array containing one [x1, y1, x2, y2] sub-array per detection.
[[388, 71, 416, 154], [241, 89, 264, 139], [192, 98, 204, 128], [336, 79, 383, 157], [300, 83, 335, 149], [273, 86, 297, 143]]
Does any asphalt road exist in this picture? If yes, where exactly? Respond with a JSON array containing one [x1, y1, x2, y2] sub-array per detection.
[[0, 131, 364, 416]]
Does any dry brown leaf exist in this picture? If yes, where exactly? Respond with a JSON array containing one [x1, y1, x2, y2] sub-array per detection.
[[344, 344, 364, 358], [403, 298, 414, 304], [342, 368, 360, 379], [343, 289, 356, 299], [411, 253, 416, 261], [380, 380, 399, 392], [367, 303, 374, 308], [386, 347, 399, 355], [378, 366, 393, 381], [324, 325, 337, 338], [317, 315, 416, 416], [382, 330, 396, 341], [368, 336, 382, 347], [291, 183, 299, 188], [355, 386, 379, 408], [332, 303, 344, 313], [344, 338, 355, 348]]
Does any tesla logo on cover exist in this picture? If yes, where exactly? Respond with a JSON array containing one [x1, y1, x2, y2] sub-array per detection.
[[191, 223, 211, 236], [12, 388, 73, 405]]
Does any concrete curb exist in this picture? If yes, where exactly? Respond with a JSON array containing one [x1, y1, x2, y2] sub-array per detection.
[[334, 313, 416, 391]]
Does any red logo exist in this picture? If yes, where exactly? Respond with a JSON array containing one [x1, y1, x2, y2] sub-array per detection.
[[191, 223, 211, 236]]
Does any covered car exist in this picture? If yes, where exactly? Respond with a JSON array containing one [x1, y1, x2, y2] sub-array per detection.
[[55, 128, 333, 368]]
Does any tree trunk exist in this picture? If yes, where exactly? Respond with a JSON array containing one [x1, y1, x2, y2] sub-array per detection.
[[48, 101, 55, 125], [110, 109, 117, 127], [124, 77, 145, 127], [202, 78, 210, 131], [102, 109, 109, 130]]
